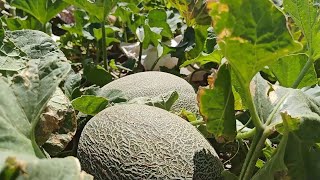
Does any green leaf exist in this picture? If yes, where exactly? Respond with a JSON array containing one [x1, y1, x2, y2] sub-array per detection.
[[142, 25, 162, 49], [302, 85, 320, 103], [97, 89, 128, 103], [167, 0, 211, 26], [251, 75, 320, 178], [283, 0, 320, 60], [148, 9, 173, 38], [83, 63, 112, 87], [186, 25, 209, 60], [198, 63, 236, 142], [3, 16, 43, 31], [63, 0, 118, 22], [270, 54, 318, 88], [0, 152, 93, 179], [61, 9, 94, 40], [180, 109, 197, 122], [127, 91, 179, 111], [71, 95, 109, 116], [11, 0, 69, 25], [284, 133, 320, 179], [63, 70, 82, 100], [180, 49, 222, 67], [210, 0, 302, 87], [221, 170, 238, 180]]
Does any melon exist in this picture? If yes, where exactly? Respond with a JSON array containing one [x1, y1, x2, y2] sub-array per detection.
[[98, 71, 198, 114], [77, 104, 223, 180]]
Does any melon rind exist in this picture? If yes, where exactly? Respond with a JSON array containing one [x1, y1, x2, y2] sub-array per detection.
[[78, 104, 223, 180], [98, 71, 198, 114]]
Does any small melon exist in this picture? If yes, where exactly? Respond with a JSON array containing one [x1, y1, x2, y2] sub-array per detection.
[[78, 104, 223, 180], [98, 71, 198, 114]]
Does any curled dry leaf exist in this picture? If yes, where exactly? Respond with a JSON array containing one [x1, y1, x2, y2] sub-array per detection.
[[36, 87, 77, 156]]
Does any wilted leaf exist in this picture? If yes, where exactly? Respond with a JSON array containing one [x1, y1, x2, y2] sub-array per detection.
[[36, 87, 77, 156]]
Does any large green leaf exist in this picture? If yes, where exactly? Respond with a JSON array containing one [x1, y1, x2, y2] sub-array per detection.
[[283, 0, 320, 60], [63, 0, 118, 22], [270, 54, 318, 88], [11, 0, 69, 25], [0, 30, 70, 154], [198, 63, 236, 142], [167, 0, 211, 26], [251, 74, 320, 178], [210, 0, 302, 87], [0, 30, 91, 179]]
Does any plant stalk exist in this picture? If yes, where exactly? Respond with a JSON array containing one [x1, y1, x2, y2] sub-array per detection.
[[291, 56, 313, 88], [239, 129, 263, 180], [138, 42, 143, 65], [101, 19, 108, 70], [241, 129, 272, 180], [236, 128, 256, 139]]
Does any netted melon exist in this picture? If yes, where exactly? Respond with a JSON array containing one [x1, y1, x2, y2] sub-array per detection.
[[78, 104, 223, 180], [98, 71, 198, 114]]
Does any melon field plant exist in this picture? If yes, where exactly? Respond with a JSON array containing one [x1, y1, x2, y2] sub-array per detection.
[[0, 0, 320, 179]]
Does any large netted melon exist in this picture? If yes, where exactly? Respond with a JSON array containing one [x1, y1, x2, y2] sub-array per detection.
[[78, 104, 223, 180], [98, 71, 198, 113]]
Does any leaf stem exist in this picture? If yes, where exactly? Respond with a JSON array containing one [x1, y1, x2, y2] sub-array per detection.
[[291, 56, 313, 88], [190, 120, 205, 126], [151, 57, 161, 70], [244, 85, 264, 130], [101, 19, 108, 70]]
